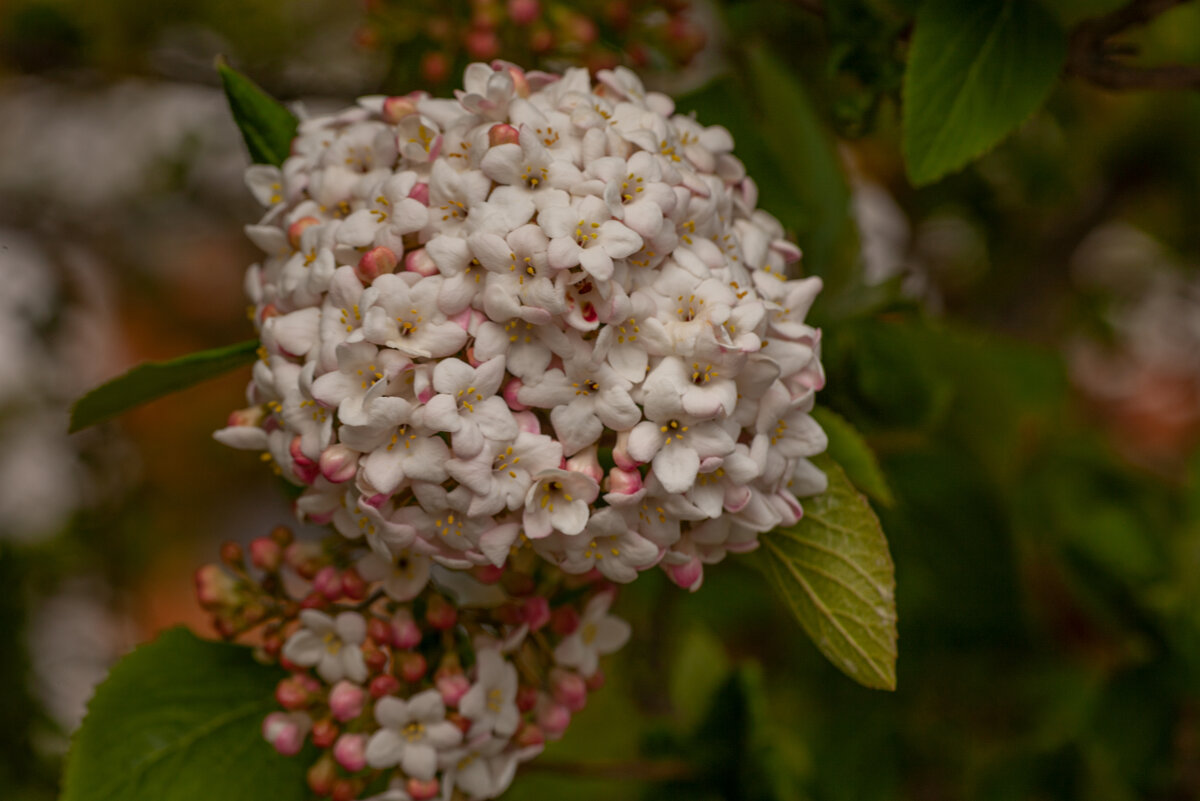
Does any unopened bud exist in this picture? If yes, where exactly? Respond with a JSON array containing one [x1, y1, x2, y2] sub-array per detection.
[[565, 446, 603, 484], [306, 755, 337, 797], [382, 95, 419, 124], [507, 0, 540, 25], [220, 541, 244, 568], [285, 541, 324, 579], [313, 566, 343, 601], [437, 673, 472, 707], [522, 596, 551, 631], [329, 681, 365, 722], [333, 733, 367, 772], [585, 667, 606, 691], [390, 609, 423, 649], [363, 638, 388, 672], [275, 676, 312, 710], [311, 716, 339, 749], [551, 668, 588, 712], [249, 537, 283, 572], [488, 123, 520, 147], [227, 406, 265, 428], [517, 685, 539, 712], [667, 556, 704, 592], [613, 429, 637, 469], [287, 216, 319, 250], [369, 674, 400, 698], [420, 51, 449, 84], [502, 377, 528, 411], [341, 567, 367, 601], [472, 564, 504, 584], [195, 564, 238, 609], [465, 27, 500, 60], [407, 777, 441, 801], [397, 651, 428, 683], [606, 466, 643, 496], [513, 410, 541, 434], [356, 246, 398, 284], [408, 182, 430, 205], [331, 779, 362, 801], [537, 701, 571, 738], [263, 711, 310, 756], [515, 720, 545, 748], [404, 247, 438, 277], [550, 605, 579, 636], [425, 595, 457, 630]]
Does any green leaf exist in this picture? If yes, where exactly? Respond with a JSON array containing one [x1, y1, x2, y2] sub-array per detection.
[[217, 58, 298, 167], [902, 0, 1067, 185], [810, 406, 894, 506], [69, 340, 258, 432], [760, 455, 898, 689], [61, 627, 310, 801]]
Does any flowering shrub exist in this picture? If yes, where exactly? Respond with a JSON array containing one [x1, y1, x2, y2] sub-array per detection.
[[218, 61, 829, 593]]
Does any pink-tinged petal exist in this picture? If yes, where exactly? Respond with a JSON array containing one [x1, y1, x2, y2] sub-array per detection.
[[365, 728, 405, 769], [479, 524, 520, 566], [626, 421, 664, 463], [653, 444, 699, 494]]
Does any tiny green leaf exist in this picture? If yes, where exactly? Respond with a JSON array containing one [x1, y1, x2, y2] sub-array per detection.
[[61, 627, 310, 801], [902, 0, 1066, 185], [217, 57, 299, 167], [69, 340, 258, 432], [760, 456, 898, 690], [810, 406, 894, 506]]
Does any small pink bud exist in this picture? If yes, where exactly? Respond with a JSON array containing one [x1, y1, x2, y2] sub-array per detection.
[[550, 605, 579, 636], [194, 564, 238, 609], [606, 466, 643, 496], [332, 779, 362, 801], [667, 556, 704, 592], [551, 668, 588, 712], [420, 51, 449, 84], [319, 444, 358, 483], [220, 541, 244, 567], [537, 701, 571, 738], [425, 595, 457, 630], [566, 14, 597, 45], [585, 667, 606, 691], [289, 436, 315, 468], [502, 378, 528, 410], [517, 686, 539, 712], [313, 566, 343, 601], [311, 716, 339, 749], [227, 406, 265, 428], [613, 429, 637, 468], [565, 446, 603, 484], [390, 609, 423, 649], [408, 182, 430, 205], [275, 677, 312, 710], [465, 27, 500, 60], [404, 247, 438, 276], [333, 733, 367, 772], [329, 681, 365, 722], [507, 0, 540, 26], [363, 638, 388, 672], [284, 541, 324, 579], [514, 410, 541, 434], [299, 591, 328, 610], [258, 304, 280, 324], [407, 777, 441, 801], [362, 492, 389, 509], [515, 720, 545, 748], [530, 27, 554, 53], [356, 246, 398, 283], [263, 711, 310, 756], [501, 63, 532, 96], [472, 564, 504, 584], [398, 651, 428, 683], [249, 537, 283, 572], [382, 95, 418, 124], [367, 617, 390, 643], [488, 123, 520, 147], [369, 674, 400, 698], [287, 216, 320, 250], [307, 756, 337, 797], [522, 596, 551, 631], [437, 673, 472, 707], [500, 571, 536, 597], [342, 567, 367, 601]]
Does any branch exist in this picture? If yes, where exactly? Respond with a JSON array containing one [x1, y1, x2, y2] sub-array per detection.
[[521, 759, 696, 782], [1067, 0, 1200, 90]]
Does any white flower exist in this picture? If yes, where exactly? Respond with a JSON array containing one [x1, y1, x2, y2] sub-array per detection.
[[365, 689, 464, 779], [439, 737, 521, 800], [560, 508, 660, 583], [540, 195, 643, 282], [554, 593, 631, 677], [356, 548, 431, 601], [459, 649, 520, 738], [282, 610, 368, 683], [420, 357, 516, 459], [523, 468, 600, 539]]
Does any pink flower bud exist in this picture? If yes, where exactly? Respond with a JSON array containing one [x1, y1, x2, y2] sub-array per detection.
[[550, 605, 579, 636], [530, 27, 554, 53], [500, 63, 532, 96], [667, 556, 704, 592], [404, 247, 438, 276], [420, 51, 449, 84], [472, 564, 504, 584], [488, 123, 521, 147], [249, 537, 283, 572], [502, 377, 528, 411], [329, 681, 365, 722], [382, 95, 419, 124], [465, 27, 500, 60], [263, 711, 310, 756], [333, 733, 367, 772], [311, 716, 339, 748], [398, 651, 428, 683], [390, 609, 423, 649], [361, 492, 389, 509], [258, 304, 280, 324], [332, 779, 362, 801], [507, 0, 540, 26], [514, 410, 541, 434], [437, 673, 472, 707], [319, 444, 358, 483], [287, 216, 319, 250], [407, 777, 441, 801], [537, 701, 571, 739], [522, 596, 551, 631], [408, 181, 430, 205], [307, 755, 337, 797], [613, 429, 637, 468], [194, 564, 239, 609], [275, 676, 312, 710], [341, 567, 367, 601], [565, 446, 603, 484], [369, 674, 400, 698], [425, 595, 457, 630], [227, 406, 265, 428], [313, 566, 343, 601], [284, 541, 324, 579], [551, 668, 588, 712], [565, 14, 597, 45], [515, 721, 545, 749], [356, 246, 398, 283], [606, 466, 643, 496], [517, 686, 539, 712]]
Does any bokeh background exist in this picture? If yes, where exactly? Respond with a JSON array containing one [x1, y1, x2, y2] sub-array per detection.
[[3, 0, 1200, 799]]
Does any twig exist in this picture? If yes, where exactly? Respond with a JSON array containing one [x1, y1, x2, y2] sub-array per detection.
[[1067, 0, 1200, 90], [520, 759, 696, 782]]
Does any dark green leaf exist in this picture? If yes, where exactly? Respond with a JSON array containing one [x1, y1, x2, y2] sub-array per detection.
[[217, 58, 298, 167], [811, 406, 895, 505], [760, 456, 898, 689], [902, 0, 1066, 185], [61, 627, 310, 801], [69, 340, 258, 432]]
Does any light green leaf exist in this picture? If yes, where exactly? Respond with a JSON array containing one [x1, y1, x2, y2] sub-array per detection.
[[217, 58, 299, 167], [810, 406, 894, 506], [761, 456, 898, 689], [69, 340, 258, 432], [902, 0, 1066, 185], [61, 627, 310, 801]]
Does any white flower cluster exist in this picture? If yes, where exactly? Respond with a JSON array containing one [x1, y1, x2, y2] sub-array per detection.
[[219, 61, 828, 589]]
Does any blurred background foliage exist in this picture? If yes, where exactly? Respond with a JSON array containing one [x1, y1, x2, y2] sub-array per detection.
[[2, 0, 1200, 799]]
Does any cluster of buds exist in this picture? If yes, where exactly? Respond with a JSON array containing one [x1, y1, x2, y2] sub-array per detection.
[[218, 61, 829, 595], [358, 0, 707, 87], [197, 526, 630, 800]]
